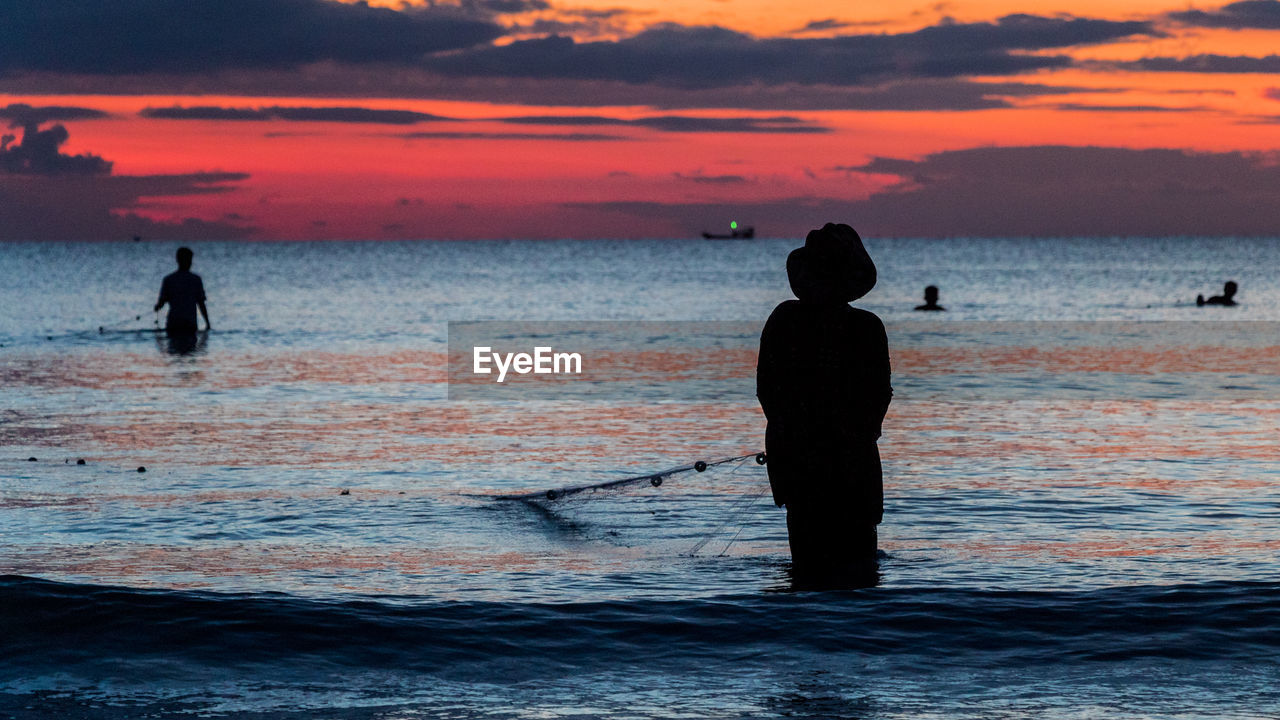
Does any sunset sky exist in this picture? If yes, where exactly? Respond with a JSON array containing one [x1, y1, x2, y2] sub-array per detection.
[[4, 0, 1280, 240]]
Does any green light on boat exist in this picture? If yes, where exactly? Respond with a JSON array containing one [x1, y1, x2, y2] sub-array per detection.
[[730, 221, 738, 230]]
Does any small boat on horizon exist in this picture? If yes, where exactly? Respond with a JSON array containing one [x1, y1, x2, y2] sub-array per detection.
[[702, 222, 755, 240]]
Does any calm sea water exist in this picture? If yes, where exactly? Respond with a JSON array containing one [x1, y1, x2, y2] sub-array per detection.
[[2, 237, 1279, 718]]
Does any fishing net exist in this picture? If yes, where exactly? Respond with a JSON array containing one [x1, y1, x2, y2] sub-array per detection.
[[490, 453, 773, 556]]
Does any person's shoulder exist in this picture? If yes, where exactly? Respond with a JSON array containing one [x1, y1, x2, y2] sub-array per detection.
[[762, 301, 808, 338], [845, 306, 888, 338], [766, 299, 803, 319], [846, 305, 885, 325]]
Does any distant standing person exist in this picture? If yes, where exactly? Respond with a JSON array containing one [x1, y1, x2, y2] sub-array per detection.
[[915, 285, 945, 311], [1197, 281, 1237, 307], [155, 247, 211, 332], [757, 223, 892, 576]]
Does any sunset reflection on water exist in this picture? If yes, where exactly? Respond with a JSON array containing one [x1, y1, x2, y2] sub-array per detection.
[[6, 333, 1280, 597], [4, 241, 1280, 600]]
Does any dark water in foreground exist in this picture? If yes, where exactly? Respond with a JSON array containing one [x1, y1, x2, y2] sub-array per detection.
[[6, 575, 1280, 718], [2, 238, 1279, 717]]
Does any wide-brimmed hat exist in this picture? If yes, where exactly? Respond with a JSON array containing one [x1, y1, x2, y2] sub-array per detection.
[[786, 223, 877, 303]]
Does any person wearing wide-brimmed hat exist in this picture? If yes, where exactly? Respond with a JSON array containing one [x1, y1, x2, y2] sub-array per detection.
[[756, 223, 892, 574]]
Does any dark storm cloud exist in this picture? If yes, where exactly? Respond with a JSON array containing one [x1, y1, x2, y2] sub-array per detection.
[[505, 6, 641, 37], [842, 146, 1280, 237], [264, 107, 451, 123], [500, 114, 828, 132], [792, 19, 857, 33], [141, 105, 452, 124], [512, 16, 626, 36], [470, 80, 1108, 111], [466, 0, 551, 14], [1166, 88, 1236, 95], [673, 172, 749, 184], [141, 106, 271, 121], [1, 123, 112, 175], [629, 79, 1100, 111], [0, 69, 1101, 113], [0, 121, 252, 240], [0, 172, 252, 241], [423, 15, 1153, 88], [566, 7, 634, 19], [1051, 103, 1209, 112], [0, 9, 1149, 110], [1169, 0, 1280, 28], [0, 103, 109, 127], [391, 131, 626, 141], [570, 146, 1280, 238], [1122, 54, 1280, 73], [0, 0, 503, 75], [172, 109, 827, 134]]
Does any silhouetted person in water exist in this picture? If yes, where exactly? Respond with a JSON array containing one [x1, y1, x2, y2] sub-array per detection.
[[757, 223, 891, 580], [915, 285, 945, 311], [154, 323, 208, 356], [1197, 281, 1237, 307], [155, 247, 210, 334]]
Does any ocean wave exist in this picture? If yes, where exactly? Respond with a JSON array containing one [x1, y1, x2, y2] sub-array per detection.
[[3, 574, 1277, 682]]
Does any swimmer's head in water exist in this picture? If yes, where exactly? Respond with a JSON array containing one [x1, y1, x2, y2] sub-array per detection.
[[924, 285, 939, 303], [787, 223, 876, 304], [176, 246, 193, 270], [1224, 281, 1238, 298]]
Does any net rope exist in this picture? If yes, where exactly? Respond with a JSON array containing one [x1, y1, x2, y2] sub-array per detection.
[[685, 456, 769, 556], [488, 452, 765, 502]]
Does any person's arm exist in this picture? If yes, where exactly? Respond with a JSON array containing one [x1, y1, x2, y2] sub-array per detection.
[[154, 278, 168, 313], [757, 306, 793, 508], [196, 277, 210, 330], [756, 310, 782, 421], [869, 314, 892, 440], [874, 318, 891, 523], [842, 313, 892, 441]]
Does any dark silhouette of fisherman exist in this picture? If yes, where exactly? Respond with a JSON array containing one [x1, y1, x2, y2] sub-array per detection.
[[155, 247, 210, 351], [1197, 281, 1237, 307], [757, 223, 891, 578], [154, 323, 208, 356], [915, 285, 945, 311]]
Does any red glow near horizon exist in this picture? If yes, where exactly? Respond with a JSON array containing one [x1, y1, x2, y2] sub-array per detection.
[[4, 1, 1280, 240]]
